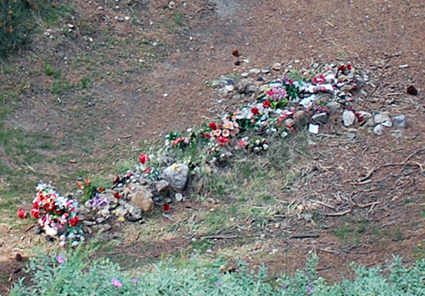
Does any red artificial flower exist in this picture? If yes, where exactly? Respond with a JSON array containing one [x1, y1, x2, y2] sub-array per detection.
[[251, 106, 260, 115], [209, 122, 217, 130], [69, 216, 79, 227], [33, 201, 39, 209], [346, 64, 352, 71], [98, 187, 104, 192], [139, 153, 149, 164], [144, 167, 152, 173], [263, 100, 271, 109], [286, 79, 294, 85], [338, 65, 346, 73], [114, 192, 121, 199], [31, 208, 39, 219], [77, 182, 83, 190], [84, 178, 90, 186], [312, 74, 326, 84], [203, 133, 211, 139], [216, 136, 230, 146], [17, 208, 27, 219], [113, 175, 120, 184]]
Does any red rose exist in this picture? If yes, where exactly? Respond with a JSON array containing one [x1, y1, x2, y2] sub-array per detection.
[[33, 201, 39, 209], [98, 187, 104, 192], [263, 100, 271, 109], [208, 122, 217, 130], [31, 208, 39, 219], [18, 208, 27, 219], [144, 167, 152, 173], [114, 192, 120, 199], [338, 65, 346, 73], [112, 175, 120, 184], [347, 64, 352, 71], [251, 106, 260, 115], [138, 153, 149, 164], [69, 216, 79, 227]]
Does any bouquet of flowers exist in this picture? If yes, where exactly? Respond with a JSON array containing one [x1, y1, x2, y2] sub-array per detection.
[[18, 183, 84, 247]]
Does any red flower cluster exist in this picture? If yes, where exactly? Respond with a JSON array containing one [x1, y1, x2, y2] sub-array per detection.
[[312, 74, 326, 84], [138, 153, 149, 164], [209, 122, 218, 130], [217, 135, 230, 146], [338, 64, 352, 73]]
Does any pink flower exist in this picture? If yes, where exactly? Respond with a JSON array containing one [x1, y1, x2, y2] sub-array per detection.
[[138, 153, 149, 164], [133, 278, 138, 284], [56, 255, 64, 264], [222, 129, 230, 137], [111, 278, 122, 287], [237, 139, 245, 147]]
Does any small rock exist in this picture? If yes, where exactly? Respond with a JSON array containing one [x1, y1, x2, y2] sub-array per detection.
[[381, 120, 393, 127], [153, 180, 170, 196], [390, 130, 403, 138], [358, 111, 372, 121], [326, 101, 341, 113], [114, 205, 128, 218], [347, 129, 357, 139], [311, 112, 329, 125], [92, 224, 111, 234], [272, 63, 282, 71], [392, 114, 407, 127], [374, 112, 390, 124], [175, 193, 184, 201], [292, 110, 310, 129], [342, 110, 356, 127], [407, 85, 418, 96], [162, 163, 189, 191], [366, 118, 375, 127], [249, 68, 261, 75], [244, 83, 258, 94], [373, 124, 384, 136]]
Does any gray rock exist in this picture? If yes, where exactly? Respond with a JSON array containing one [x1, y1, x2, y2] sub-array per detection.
[[126, 203, 143, 221], [358, 111, 372, 121], [373, 124, 384, 136], [374, 112, 390, 124], [392, 114, 407, 127], [390, 130, 403, 138], [92, 224, 111, 234], [153, 180, 170, 196], [342, 110, 356, 127], [326, 101, 341, 113], [249, 68, 261, 75], [311, 112, 329, 125], [381, 120, 393, 127], [244, 83, 258, 94], [366, 118, 375, 127], [162, 163, 189, 191], [347, 129, 357, 139]]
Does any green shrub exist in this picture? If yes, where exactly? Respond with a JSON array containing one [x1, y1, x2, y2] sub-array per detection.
[[9, 247, 425, 296]]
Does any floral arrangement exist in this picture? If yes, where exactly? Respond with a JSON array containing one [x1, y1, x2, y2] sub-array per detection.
[[18, 183, 84, 247]]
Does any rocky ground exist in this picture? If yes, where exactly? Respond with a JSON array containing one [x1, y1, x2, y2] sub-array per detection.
[[1, 0, 425, 294]]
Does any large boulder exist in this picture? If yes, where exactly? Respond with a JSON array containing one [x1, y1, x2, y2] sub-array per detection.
[[162, 163, 189, 192], [128, 186, 154, 212]]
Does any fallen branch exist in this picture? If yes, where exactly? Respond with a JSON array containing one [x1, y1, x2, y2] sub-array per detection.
[[320, 209, 351, 217], [290, 233, 320, 239], [201, 235, 237, 240], [312, 200, 336, 210]]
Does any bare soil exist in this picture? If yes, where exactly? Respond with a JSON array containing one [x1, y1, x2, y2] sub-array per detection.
[[1, 0, 425, 294]]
